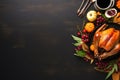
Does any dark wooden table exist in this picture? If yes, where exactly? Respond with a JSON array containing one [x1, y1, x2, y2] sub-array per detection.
[[0, 0, 107, 80]]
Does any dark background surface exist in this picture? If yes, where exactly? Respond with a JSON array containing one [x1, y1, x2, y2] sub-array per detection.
[[0, 0, 107, 80]]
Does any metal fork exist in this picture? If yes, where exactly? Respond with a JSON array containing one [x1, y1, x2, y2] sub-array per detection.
[[77, 0, 96, 17]]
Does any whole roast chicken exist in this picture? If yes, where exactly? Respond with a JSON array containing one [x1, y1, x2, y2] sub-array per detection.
[[93, 24, 120, 60]]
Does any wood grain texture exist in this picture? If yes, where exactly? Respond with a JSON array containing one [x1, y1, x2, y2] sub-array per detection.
[[0, 0, 108, 80]]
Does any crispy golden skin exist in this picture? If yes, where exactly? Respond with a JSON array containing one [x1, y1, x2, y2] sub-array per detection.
[[93, 24, 120, 60]]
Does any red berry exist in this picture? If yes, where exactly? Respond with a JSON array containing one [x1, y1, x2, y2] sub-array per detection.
[[96, 23, 98, 26], [103, 19, 106, 22], [99, 19, 102, 22], [97, 20, 99, 23], [95, 62, 99, 65], [82, 39, 85, 42], [81, 34, 86, 39], [83, 39, 88, 43], [77, 32, 81, 36], [82, 29, 87, 33], [77, 45, 82, 50], [99, 16, 102, 19], [86, 39, 89, 42], [85, 34, 89, 38]]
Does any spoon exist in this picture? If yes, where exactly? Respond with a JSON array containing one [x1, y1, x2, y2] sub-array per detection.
[[77, 0, 96, 16]]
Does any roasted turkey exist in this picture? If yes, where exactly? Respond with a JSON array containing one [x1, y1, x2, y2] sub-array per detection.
[[93, 24, 120, 60]]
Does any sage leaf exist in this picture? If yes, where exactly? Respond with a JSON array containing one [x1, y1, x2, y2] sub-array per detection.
[[114, 64, 118, 72], [105, 63, 118, 80], [75, 50, 86, 57], [105, 67, 115, 80], [106, 65, 112, 69], [71, 35, 82, 43], [73, 43, 81, 46]]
